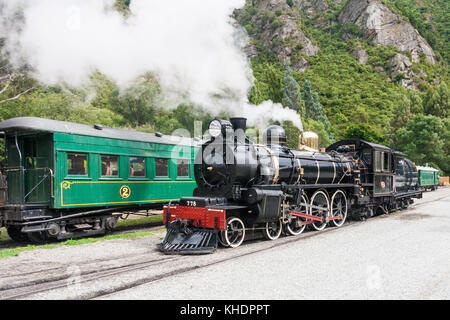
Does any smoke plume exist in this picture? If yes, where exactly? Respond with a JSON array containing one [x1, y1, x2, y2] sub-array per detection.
[[0, 0, 303, 131]]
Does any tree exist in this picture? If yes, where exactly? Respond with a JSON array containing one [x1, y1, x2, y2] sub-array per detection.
[[343, 123, 385, 144], [109, 73, 161, 127], [303, 118, 332, 147], [423, 82, 449, 118], [302, 79, 333, 141], [397, 114, 450, 175], [0, 72, 36, 105], [281, 120, 301, 149], [114, 0, 131, 15], [249, 62, 283, 105], [282, 60, 303, 116], [389, 93, 413, 145]]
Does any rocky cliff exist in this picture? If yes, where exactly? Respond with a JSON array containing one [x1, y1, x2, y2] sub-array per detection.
[[235, 0, 319, 73], [338, 0, 435, 64], [237, 0, 441, 89]]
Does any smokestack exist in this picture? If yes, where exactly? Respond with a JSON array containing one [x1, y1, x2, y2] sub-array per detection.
[[230, 117, 247, 144], [230, 117, 247, 132]]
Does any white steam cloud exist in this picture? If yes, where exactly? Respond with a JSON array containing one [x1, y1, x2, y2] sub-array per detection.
[[0, 0, 303, 131]]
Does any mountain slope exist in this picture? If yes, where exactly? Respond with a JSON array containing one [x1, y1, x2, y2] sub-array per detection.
[[236, 0, 449, 173]]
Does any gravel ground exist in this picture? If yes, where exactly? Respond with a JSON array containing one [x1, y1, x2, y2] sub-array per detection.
[[0, 187, 448, 300]]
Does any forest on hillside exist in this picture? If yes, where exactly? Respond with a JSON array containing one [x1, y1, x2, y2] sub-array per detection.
[[0, 0, 448, 174]]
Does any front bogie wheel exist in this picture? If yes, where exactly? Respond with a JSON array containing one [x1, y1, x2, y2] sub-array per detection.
[[223, 216, 246, 248], [263, 220, 282, 240]]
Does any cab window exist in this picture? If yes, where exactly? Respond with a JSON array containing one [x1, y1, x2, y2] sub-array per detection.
[[67, 153, 87, 176], [362, 148, 372, 166], [375, 151, 390, 172], [383, 153, 390, 171], [375, 151, 382, 172]]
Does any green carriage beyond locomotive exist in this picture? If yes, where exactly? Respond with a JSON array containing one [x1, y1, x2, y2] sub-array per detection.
[[0, 117, 200, 242], [416, 165, 440, 191]]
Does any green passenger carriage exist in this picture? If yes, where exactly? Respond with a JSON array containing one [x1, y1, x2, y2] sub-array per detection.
[[0, 117, 199, 242], [416, 165, 440, 191]]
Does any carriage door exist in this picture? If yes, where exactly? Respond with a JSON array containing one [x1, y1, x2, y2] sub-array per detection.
[[23, 138, 49, 204]]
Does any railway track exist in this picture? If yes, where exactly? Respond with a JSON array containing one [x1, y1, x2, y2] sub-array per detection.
[[0, 194, 445, 300], [0, 213, 382, 300], [0, 255, 178, 300]]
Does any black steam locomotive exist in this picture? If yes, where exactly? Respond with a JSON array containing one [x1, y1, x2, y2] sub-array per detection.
[[160, 117, 422, 254]]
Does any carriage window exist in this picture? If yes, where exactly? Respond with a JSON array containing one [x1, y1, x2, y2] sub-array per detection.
[[177, 159, 189, 177], [67, 153, 87, 175], [101, 155, 118, 176], [375, 151, 382, 172], [155, 158, 168, 177], [130, 157, 145, 177], [24, 140, 37, 169]]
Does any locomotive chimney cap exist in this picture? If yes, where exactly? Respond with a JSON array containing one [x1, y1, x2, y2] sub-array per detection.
[[230, 117, 247, 132]]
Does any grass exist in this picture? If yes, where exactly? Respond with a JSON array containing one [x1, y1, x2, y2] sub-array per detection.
[[116, 214, 163, 227], [0, 229, 165, 260]]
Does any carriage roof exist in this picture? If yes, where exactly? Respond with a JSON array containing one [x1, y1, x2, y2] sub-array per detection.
[[0, 117, 199, 147], [416, 166, 439, 172]]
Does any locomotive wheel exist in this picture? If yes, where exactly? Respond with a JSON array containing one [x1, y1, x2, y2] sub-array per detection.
[[310, 190, 329, 231], [286, 195, 308, 236], [6, 226, 28, 242], [263, 220, 282, 240], [330, 190, 347, 227], [223, 216, 246, 248]]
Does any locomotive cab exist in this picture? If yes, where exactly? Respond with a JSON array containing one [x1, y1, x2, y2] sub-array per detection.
[[327, 139, 394, 197]]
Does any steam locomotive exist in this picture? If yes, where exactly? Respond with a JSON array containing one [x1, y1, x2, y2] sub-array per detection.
[[160, 117, 422, 254]]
